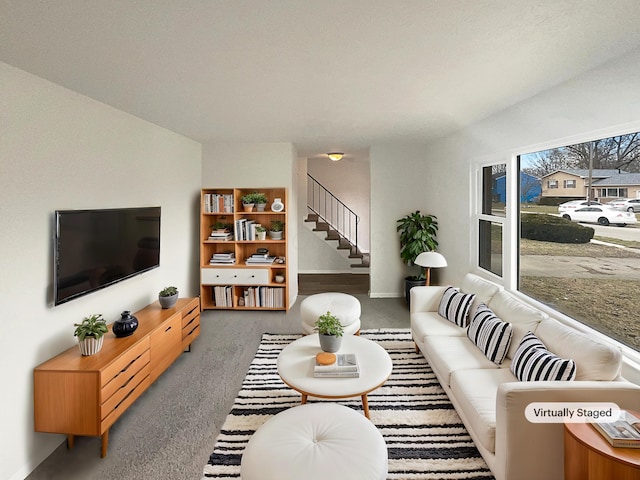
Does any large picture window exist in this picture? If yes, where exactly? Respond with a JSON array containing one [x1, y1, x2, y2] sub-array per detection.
[[517, 132, 640, 352]]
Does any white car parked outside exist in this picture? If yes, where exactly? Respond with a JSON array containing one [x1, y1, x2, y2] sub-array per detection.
[[558, 200, 602, 213], [562, 206, 637, 226]]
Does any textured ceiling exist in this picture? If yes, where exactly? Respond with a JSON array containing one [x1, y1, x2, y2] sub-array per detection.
[[2, 1, 640, 157]]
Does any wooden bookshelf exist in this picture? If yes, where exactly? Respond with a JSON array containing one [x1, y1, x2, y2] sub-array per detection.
[[200, 188, 288, 310]]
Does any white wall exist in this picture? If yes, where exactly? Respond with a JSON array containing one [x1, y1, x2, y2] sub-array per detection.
[[0, 62, 202, 480], [369, 143, 431, 297], [201, 142, 299, 305]]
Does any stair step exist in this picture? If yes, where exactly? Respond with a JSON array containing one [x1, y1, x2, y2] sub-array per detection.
[[306, 214, 319, 222]]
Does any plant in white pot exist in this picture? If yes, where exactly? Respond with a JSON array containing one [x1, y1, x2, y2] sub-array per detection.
[[74, 314, 109, 356], [256, 225, 267, 240], [269, 220, 284, 240], [314, 311, 344, 353], [252, 192, 268, 212], [159, 286, 179, 309]]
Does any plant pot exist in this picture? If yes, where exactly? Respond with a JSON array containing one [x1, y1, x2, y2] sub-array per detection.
[[159, 292, 178, 309], [243, 203, 255, 212], [319, 334, 342, 353], [78, 336, 104, 356], [404, 276, 424, 308], [256, 231, 267, 241], [255, 203, 267, 212], [269, 230, 283, 240]]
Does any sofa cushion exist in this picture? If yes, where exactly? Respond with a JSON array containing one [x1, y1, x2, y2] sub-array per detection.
[[535, 318, 622, 381], [411, 312, 467, 342], [423, 336, 500, 388], [511, 332, 576, 381], [467, 304, 513, 365], [450, 368, 518, 454], [460, 273, 502, 318], [438, 287, 475, 327], [488, 290, 547, 359]]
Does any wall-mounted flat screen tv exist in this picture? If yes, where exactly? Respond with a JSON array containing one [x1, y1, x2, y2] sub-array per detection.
[[54, 207, 161, 305]]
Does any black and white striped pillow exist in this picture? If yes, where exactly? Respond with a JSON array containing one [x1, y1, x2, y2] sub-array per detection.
[[438, 287, 476, 327], [467, 303, 512, 364], [511, 332, 576, 381]]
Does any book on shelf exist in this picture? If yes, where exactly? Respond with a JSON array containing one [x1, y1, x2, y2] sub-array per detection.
[[209, 252, 236, 265], [204, 193, 234, 213], [313, 353, 360, 377], [209, 232, 233, 241], [245, 256, 276, 265], [591, 410, 640, 448]]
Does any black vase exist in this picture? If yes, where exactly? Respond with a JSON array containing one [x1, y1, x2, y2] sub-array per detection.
[[113, 311, 139, 338]]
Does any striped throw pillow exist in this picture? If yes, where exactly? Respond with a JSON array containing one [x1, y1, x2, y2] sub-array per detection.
[[511, 332, 576, 381], [438, 287, 476, 327], [467, 303, 513, 364]]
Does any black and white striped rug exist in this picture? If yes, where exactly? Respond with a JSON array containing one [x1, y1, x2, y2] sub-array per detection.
[[202, 329, 495, 480]]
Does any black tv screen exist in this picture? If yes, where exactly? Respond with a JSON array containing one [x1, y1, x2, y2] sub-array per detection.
[[54, 207, 161, 305]]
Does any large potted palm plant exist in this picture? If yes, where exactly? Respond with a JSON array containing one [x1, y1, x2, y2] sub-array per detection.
[[396, 210, 439, 306]]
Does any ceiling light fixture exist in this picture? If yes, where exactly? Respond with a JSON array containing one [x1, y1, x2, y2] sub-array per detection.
[[327, 152, 344, 161]]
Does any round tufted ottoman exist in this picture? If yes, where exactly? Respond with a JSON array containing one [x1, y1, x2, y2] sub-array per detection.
[[240, 403, 388, 480], [300, 292, 361, 335]]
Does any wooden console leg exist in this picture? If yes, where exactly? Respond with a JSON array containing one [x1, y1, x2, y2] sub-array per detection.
[[300, 394, 308, 405], [100, 429, 109, 458], [362, 394, 370, 419], [67, 434, 75, 450]]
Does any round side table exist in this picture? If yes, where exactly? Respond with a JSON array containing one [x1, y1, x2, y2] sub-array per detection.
[[564, 411, 640, 480]]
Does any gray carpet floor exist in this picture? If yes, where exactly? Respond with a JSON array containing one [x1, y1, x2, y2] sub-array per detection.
[[26, 294, 410, 480]]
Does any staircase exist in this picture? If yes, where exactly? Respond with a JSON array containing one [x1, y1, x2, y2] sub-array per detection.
[[306, 174, 370, 268]]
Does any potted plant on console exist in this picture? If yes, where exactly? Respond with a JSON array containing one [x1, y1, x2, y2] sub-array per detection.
[[159, 286, 179, 309], [396, 210, 439, 307], [314, 311, 344, 353], [269, 220, 284, 240], [74, 314, 109, 356]]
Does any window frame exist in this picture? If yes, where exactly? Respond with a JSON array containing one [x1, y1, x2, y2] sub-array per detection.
[[472, 122, 640, 369]]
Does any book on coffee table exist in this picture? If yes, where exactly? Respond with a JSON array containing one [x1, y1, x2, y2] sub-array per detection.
[[313, 353, 359, 377], [592, 410, 640, 448]]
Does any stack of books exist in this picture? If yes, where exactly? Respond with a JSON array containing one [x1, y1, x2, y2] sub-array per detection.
[[245, 253, 276, 265], [209, 252, 236, 265], [592, 410, 640, 448], [313, 353, 360, 378], [209, 231, 233, 241]]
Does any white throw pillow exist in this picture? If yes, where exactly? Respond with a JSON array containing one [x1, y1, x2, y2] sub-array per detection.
[[467, 303, 512, 365], [511, 332, 576, 381], [438, 287, 476, 327]]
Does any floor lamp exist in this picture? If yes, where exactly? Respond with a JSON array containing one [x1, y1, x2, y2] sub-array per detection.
[[414, 252, 448, 286]]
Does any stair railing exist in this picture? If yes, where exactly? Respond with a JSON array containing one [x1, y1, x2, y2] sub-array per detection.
[[307, 174, 360, 253]]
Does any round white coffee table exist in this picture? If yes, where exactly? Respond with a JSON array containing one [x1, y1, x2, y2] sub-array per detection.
[[277, 334, 393, 419]]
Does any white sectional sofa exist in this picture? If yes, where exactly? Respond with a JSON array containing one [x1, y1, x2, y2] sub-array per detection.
[[410, 273, 640, 480]]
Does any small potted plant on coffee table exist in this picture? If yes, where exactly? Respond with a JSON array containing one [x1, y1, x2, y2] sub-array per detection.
[[314, 311, 344, 353], [159, 286, 179, 309], [74, 314, 109, 356]]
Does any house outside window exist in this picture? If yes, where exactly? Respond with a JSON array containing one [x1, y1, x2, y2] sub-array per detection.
[[547, 179, 558, 188], [564, 179, 576, 188]]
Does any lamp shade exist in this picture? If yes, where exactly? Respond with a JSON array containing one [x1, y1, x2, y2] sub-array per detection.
[[414, 252, 447, 268], [327, 152, 344, 161]]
